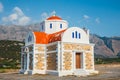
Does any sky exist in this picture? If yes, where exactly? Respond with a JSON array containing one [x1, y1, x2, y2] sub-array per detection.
[[0, 0, 120, 37]]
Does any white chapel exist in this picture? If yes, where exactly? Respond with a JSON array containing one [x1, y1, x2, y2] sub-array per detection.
[[20, 15, 98, 76]]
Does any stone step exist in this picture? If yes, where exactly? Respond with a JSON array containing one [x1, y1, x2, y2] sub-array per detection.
[[74, 70, 89, 77]]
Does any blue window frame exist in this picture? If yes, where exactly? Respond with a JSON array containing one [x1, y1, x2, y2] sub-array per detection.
[[50, 23, 52, 29], [60, 24, 62, 28], [72, 32, 74, 38], [79, 33, 81, 39], [28, 35, 32, 42], [75, 31, 77, 38], [72, 31, 80, 39]]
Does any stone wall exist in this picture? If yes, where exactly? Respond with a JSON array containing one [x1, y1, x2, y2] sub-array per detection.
[[35, 46, 45, 52], [35, 54, 45, 70], [29, 54, 33, 70], [21, 54, 24, 69], [63, 52, 72, 70], [85, 52, 93, 70], [47, 44, 57, 51], [63, 43, 93, 70], [47, 52, 57, 70], [34, 45, 45, 70], [63, 43, 91, 51], [46, 44, 57, 70]]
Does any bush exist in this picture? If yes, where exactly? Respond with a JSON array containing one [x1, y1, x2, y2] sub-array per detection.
[[0, 40, 24, 69]]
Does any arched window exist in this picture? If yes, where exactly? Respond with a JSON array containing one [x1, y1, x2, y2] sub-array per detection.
[[50, 23, 52, 29], [60, 24, 62, 28], [79, 33, 81, 39], [75, 31, 77, 38], [72, 31, 81, 39], [28, 35, 32, 42], [72, 32, 74, 38]]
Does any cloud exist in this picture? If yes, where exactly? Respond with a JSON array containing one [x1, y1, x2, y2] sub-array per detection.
[[78, 14, 90, 23], [78, 15, 100, 26], [2, 7, 30, 25], [18, 16, 30, 25], [95, 18, 100, 23], [13, 7, 24, 16], [0, 2, 3, 12], [9, 13, 18, 21], [83, 15, 90, 19]]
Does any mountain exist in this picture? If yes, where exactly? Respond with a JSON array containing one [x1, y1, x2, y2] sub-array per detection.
[[90, 34, 120, 58], [0, 24, 39, 41], [0, 24, 120, 58]]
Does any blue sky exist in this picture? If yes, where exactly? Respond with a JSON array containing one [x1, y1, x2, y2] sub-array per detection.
[[0, 0, 120, 37]]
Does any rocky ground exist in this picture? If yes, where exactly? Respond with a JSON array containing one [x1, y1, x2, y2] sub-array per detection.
[[0, 64, 120, 80]]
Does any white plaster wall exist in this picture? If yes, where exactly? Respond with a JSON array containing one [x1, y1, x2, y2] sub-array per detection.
[[44, 20, 68, 34], [25, 31, 35, 46], [62, 27, 89, 44]]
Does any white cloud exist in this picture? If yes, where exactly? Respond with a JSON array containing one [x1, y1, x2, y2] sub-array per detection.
[[18, 16, 30, 25], [78, 14, 90, 24], [9, 13, 18, 21], [0, 2, 3, 12], [2, 7, 30, 25], [95, 18, 100, 24], [13, 7, 24, 16], [83, 15, 90, 19]]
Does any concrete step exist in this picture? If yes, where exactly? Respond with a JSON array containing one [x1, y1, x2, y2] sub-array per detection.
[[74, 70, 89, 77]]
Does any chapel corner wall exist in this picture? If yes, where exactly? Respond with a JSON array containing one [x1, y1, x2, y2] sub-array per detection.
[[34, 45, 46, 70]]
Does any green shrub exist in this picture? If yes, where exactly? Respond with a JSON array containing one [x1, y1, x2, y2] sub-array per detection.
[[0, 40, 24, 69]]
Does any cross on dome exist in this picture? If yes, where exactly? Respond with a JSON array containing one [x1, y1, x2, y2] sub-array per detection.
[[47, 11, 62, 20], [52, 11, 56, 16]]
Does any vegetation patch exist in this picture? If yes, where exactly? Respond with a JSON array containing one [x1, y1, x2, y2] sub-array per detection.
[[95, 58, 120, 64], [0, 40, 24, 69]]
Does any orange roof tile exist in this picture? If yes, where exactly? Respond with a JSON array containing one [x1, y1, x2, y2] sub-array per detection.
[[47, 15, 62, 20], [48, 29, 66, 43], [33, 32, 48, 44], [33, 29, 66, 44]]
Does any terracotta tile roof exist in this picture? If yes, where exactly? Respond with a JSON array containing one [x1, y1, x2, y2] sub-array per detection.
[[47, 15, 62, 20], [48, 29, 66, 43], [33, 32, 48, 44], [33, 29, 66, 44]]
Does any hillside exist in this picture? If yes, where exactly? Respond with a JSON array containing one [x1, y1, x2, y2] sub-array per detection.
[[0, 25, 120, 58], [90, 34, 120, 58], [0, 40, 24, 68]]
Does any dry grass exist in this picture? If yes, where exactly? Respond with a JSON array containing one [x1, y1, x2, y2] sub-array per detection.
[[0, 69, 19, 73], [0, 64, 120, 80]]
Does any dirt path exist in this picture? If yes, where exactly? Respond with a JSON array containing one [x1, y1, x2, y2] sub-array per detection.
[[0, 64, 120, 80]]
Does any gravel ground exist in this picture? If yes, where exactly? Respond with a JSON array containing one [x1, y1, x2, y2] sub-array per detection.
[[0, 64, 120, 80]]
